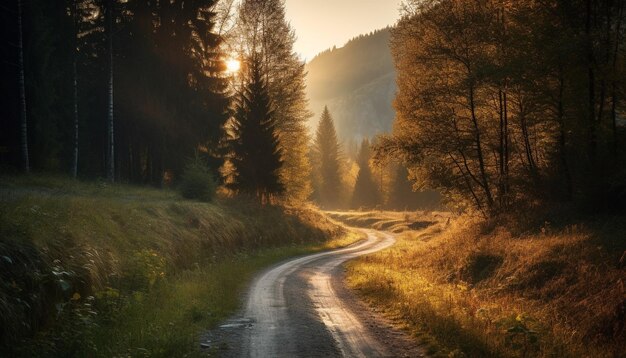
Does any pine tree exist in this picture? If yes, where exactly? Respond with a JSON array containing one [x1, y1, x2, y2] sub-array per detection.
[[312, 106, 342, 208], [229, 55, 283, 203], [352, 138, 381, 209], [236, 0, 312, 202], [0, 0, 229, 181]]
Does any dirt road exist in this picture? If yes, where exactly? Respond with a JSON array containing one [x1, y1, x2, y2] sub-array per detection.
[[204, 229, 420, 357]]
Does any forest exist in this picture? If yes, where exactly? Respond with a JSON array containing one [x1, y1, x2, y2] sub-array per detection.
[[1, 0, 626, 357], [384, 0, 626, 216], [0, 0, 432, 210]]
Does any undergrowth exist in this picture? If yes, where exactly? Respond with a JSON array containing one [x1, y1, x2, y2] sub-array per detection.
[[0, 175, 359, 357]]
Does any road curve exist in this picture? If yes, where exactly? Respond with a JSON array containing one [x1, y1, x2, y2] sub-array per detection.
[[206, 230, 396, 357]]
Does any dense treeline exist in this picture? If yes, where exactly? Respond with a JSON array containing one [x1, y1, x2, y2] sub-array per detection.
[[311, 106, 439, 210], [1, 0, 317, 204], [1, 0, 229, 185], [382, 0, 626, 215]]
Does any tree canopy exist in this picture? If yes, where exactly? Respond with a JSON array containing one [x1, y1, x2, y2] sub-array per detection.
[[383, 0, 626, 215]]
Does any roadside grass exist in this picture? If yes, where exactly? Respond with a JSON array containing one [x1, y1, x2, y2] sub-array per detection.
[[0, 175, 361, 357], [88, 240, 359, 358], [342, 213, 626, 357]]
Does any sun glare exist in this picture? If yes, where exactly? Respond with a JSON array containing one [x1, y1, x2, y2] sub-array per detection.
[[226, 59, 241, 73]]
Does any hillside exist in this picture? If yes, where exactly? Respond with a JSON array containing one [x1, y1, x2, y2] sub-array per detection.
[[306, 28, 396, 141], [0, 176, 358, 357]]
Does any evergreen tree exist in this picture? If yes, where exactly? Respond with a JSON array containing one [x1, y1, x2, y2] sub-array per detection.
[[229, 56, 283, 203], [352, 138, 381, 209], [312, 106, 342, 208], [236, 0, 312, 202], [0, 0, 230, 182]]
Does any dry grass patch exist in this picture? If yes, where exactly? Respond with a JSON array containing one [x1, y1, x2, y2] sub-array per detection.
[[346, 215, 626, 357], [325, 210, 449, 233]]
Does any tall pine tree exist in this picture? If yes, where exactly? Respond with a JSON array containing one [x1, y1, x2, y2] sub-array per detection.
[[312, 106, 342, 208], [229, 55, 283, 203], [352, 138, 381, 209], [235, 0, 312, 202]]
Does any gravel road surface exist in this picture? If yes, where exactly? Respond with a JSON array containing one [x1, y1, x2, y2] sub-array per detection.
[[203, 229, 424, 357]]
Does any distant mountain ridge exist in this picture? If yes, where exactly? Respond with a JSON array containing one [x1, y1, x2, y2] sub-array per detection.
[[305, 28, 396, 142]]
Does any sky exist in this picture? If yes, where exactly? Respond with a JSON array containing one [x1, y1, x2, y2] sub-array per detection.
[[284, 0, 403, 61]]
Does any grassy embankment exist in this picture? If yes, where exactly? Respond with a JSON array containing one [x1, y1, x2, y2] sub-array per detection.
[[0, 175, 361, 357], [339, 210, 625, 357]]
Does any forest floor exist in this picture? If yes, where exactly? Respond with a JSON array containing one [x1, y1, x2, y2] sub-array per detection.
[[0, 175, 361, 357], [336, 210, 626, 357]]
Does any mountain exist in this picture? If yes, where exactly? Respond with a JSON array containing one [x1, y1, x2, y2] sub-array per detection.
[[305, 28, 396, 143]]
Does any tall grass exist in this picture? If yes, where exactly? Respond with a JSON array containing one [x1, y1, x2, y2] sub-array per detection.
[[0, 175, 359, 357], [342, 213, 625, 357]]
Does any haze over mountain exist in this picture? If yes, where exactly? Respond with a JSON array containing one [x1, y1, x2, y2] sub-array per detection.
[[305, 28, 396, 143]]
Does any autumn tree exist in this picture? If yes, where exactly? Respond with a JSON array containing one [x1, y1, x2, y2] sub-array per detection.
[[385, 0, 626, 215], [312, 106, 343, 208], [229, 55, 284, 203]]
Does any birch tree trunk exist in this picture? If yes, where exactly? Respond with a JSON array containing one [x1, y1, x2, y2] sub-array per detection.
[[106, 0, 115, 182], [71, 0, 79, 178], [17, 0, 29, 173]]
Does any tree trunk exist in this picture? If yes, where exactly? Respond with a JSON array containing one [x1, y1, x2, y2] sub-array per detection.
[[106, 0, 115, 182], [469, 83, 494, 209], [498, 89, 509, 208], [17, 0, 29, 173], [450, 153, 485, 216], [557, 70, 573, 199], [503, 89, 509, 205], [611, 1, 623, 155], [519, 102, 537, 176], [586, 0, 597, 162], [71, 0, 79, 178]]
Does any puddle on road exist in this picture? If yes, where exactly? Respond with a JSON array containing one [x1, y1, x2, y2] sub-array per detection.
[[219, 317, 254, 329], [201, 317, 255, 355]]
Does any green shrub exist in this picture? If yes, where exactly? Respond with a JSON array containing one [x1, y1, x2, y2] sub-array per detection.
[[179, 160, 216, 202]]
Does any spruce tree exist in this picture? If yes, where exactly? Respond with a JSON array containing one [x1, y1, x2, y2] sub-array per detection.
[[236, 0, 312, 202], [229, 56, 284, 203], [352, 138, 381, 209], [312, 106, 342, 208]]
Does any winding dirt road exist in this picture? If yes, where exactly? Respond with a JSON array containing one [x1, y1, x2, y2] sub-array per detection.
[[204, 229, 419, 357]]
